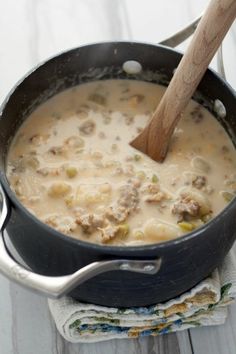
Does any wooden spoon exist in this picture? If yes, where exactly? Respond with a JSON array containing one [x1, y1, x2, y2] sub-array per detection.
[[130, 0, 236, 162]]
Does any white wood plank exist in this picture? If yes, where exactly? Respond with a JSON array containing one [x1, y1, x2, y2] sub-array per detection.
[[9, 283, 57, 354], [51, 333, 189, 354], [190, 244, 236, 354], [0, 275, 13, 354], [177, 331, 193, 354], [189, 302, 236, 354]]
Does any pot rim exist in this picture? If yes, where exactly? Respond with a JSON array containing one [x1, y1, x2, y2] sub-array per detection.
[[1, 40, 236, 254]]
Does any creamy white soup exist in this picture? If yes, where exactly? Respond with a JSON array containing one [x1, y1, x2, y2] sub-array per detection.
[[6, 80, 236, 245]]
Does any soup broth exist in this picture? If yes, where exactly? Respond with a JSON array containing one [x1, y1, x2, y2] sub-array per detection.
[[6, 80, 236, 245]]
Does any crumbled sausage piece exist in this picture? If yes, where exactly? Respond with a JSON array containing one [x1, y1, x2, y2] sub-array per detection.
[[112, 167, 124, 176], [222, 145, 229, 154], [106, 180, 139, 223], [44, 215, 77, 234], [131, 178, 141, 188], [106, 206, 129, 223], [190, 104, 204, 123], [98, 131, 106, 139], [29, 134, 49, 145], [142, 183, 160, 194], [124, 164, 135, 177], [192, 175, 207, 189], [125, 116, 134, 125], [203, 185, 214, 195], [79, 120, 96, 136], [119, 182, 139, 209], [144, 180, 170, 203], [99, 225, 119, 243], [13, 156, 39, 172], [145, 191, 168, 203], [147, 183, 160, 194], [76, 213, 105, 234], [48, 146, 66, 155], [172, 196, 200, 221]]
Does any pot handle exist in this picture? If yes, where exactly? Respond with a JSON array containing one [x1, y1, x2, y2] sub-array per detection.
[[159, 14, 201, 48], [0, 184, 161, 298], [160, 14, 226, 80]]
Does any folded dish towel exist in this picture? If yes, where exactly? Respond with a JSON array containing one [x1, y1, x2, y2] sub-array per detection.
[[48, 250, 236, 343]]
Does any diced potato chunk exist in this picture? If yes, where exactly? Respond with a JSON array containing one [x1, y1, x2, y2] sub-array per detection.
[[191, 156, 211, 173], [83, 193, 105, 205], [48, 182, 71, 197], [144, 219, 179, 242], [75, 186, 111, 207], [99, 183, 112, 194]]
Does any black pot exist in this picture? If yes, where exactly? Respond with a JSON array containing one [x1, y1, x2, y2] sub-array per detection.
[[0, 42, 236, 307]]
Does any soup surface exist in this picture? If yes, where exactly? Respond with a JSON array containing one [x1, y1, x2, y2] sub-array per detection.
[[6, 80, 236, 245]]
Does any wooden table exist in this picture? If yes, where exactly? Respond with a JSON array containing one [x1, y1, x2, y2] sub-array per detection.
[[0, 1, 236, 353]]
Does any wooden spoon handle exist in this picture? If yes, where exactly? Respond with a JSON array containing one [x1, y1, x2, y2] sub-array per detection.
[[131, 0, 236, 162]]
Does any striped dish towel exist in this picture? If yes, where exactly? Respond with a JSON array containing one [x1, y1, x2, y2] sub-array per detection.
[[48, 250, 236, 343]]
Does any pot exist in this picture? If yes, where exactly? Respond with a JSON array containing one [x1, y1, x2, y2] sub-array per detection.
[[0, 42, 236, 307]]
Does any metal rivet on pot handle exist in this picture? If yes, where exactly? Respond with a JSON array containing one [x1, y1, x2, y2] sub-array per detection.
[[0, 184, 161, 298]]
